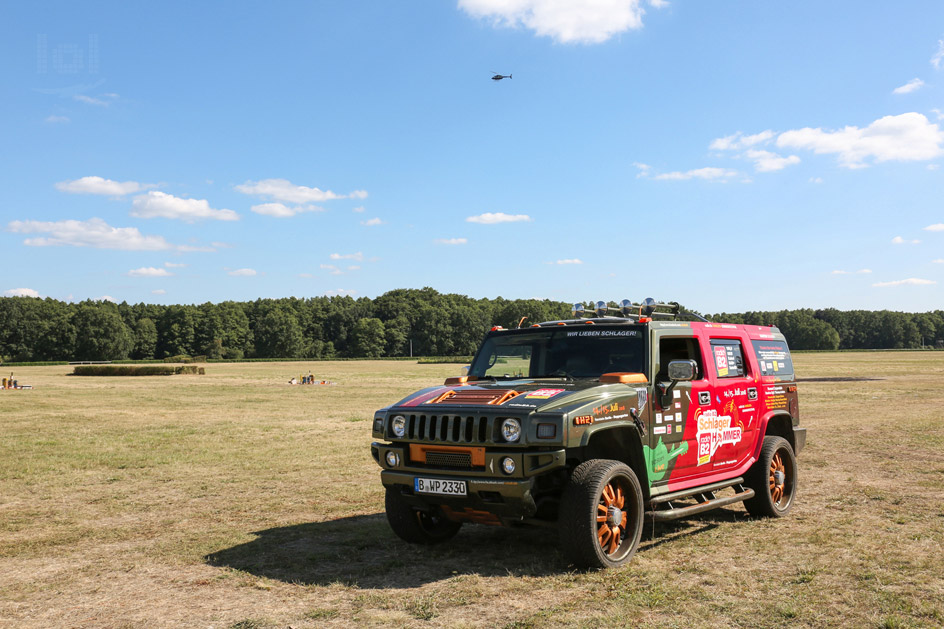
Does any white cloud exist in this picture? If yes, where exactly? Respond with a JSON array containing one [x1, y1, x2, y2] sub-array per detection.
[[321, 264, 344, 275], [228, 268, 257, 277], [776, 113, 944, 168], [832, 269, 872, 275], [924, 223, 944, 231], [932, 39, 944, 70], [128, 267, 173, 277], [932, 108, 944, 121], [325, 289, 356, 296], [893, 78, 925, 95], [164, 262, 187, 268], [361, 217, 384, 226], [458, 0, 647, 44], [235, 179, 354, 204], [132, 191, 238, 222], [933, 259, 944, 264], [891, 236, 921, 245], [554, 258, 583, 265], [151, 289, 166, 295], [330, 252, 364, 261], [858, 269, 873, 274], [7, 218, 173, 251], [744, 149, 801, 172], [653, 167, 738, 181], [633, 162, 651, 178], [45, 115, 69, 124], [466, 212, 533, 224], [347, 265, 361, 271], [435, 238, 468, 245], [929, 164, 940, 170], [810, 177, 824, 184], [97, 295, 116, 303], [709, 130, 775, 151], [4, 288, 40, 297], [352, 206, 366, 213], [74, 93, 117, 106], [831, 270, 849, 275], [649, 0, 668, 7], [250, 202, 323, 218], [872, 278, 936, 287], [177, 244, 217, 253], [56, 176, 152, 196]]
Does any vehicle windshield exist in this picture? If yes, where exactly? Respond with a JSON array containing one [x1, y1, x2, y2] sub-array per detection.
[[469, 326, 646, 379]]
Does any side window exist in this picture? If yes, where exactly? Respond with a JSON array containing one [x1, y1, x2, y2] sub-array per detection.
[[751, 340, 794, 379], [657, 336, 704, 380], [709, 339, 747, 379]]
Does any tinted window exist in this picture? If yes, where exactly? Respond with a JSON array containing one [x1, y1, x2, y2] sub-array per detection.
[[710, 339, 747, 378], [751, 340, 794, 378]]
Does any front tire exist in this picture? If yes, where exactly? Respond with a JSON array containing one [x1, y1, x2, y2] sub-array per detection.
[[384, 488, 462, 544], [558, 459, 644, 569], [744, 436, 797, 517]]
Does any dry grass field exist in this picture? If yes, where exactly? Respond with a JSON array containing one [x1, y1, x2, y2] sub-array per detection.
[[1, 353, 943, 628]]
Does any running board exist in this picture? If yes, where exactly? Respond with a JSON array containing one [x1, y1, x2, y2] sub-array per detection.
[[646, 477, 753, 522]]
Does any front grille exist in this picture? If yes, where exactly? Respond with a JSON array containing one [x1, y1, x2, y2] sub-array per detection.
[[425, 451, 473, 468], [401, 414, 497, 445]]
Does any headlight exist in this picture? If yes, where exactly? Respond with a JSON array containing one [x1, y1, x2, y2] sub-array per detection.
[[392, 415, 406, 437], [501, 418, 521, 442], [502, 457, 516, 474], [385, 451, 400, 467]]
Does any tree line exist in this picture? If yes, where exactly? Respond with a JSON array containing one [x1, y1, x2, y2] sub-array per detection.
[[1, 290, 942, 362]]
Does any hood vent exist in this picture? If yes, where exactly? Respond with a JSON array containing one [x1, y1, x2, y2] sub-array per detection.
[[428, 388, 520, 405]]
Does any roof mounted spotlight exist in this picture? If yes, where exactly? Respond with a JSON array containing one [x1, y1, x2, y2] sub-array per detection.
[[594, 301, 608, 317], [641, 297, 657, 317], [572, 303, 585, 318], [619, 299, 634, 316]]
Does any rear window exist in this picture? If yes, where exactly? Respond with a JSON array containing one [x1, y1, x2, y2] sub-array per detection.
[[751, 340, 794, 378]]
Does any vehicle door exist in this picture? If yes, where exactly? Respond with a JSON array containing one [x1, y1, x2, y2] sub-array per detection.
[[648, 333, 708, 485], [694, 336, 758, 474]]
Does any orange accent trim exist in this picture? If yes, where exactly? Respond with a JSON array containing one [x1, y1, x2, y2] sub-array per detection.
[[427, 388, 521, 405], [557, 322, 566, 326], [409, 444, 486, 467], [585, 320, 595, 325], [639, 317, 652, 323], [531, 324, 540, 328], [600, 372, 648, 384], [444, 376, 470, 386], [440, 505, 502, 526]]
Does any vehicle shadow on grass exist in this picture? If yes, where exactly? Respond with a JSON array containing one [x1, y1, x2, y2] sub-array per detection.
[[205, 513, 566, 589]]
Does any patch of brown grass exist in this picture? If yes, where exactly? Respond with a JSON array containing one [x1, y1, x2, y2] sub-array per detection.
[[1, 354, 942, 628]]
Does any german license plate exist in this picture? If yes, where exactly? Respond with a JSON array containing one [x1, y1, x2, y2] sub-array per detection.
[[414, 477, 467, 496]]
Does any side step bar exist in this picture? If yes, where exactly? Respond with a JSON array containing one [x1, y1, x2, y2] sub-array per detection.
[[646, 477, 754, 522]]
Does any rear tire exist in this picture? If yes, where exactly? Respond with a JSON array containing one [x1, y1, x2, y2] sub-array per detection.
[[384, 488, 462, 544], [744, 436, 797, 517], [558, 459, 644, 569]]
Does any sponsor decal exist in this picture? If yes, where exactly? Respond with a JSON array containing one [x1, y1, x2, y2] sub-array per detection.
[[675, 412, 682, 422], [574, 415, 594, 426], [566, 329, 638, 337], [655, 412, 663, 424], [593, 401, 626, 417], [748, 387, 758, 401], [636, 388, 648, 412], [714, 346, 729, 377], [764, 385, 788, 410], [698, 391, 711, 405], [723, 387, 747, 398], [695, 408, 743, 466], [526, 388, 565, 399], [674, 401, 681, 409], [673, 389, 681, 399], [653, 426, 667, 435], [667, 424, 673, 435]]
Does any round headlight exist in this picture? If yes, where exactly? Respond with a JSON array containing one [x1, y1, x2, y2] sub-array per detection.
[[501, 418, 521, 442], [392, 415, 406, 437], [385, 451, 400, 467], [501, 457, 516, 475]]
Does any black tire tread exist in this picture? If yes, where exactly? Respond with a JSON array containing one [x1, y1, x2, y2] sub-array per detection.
[[385, 488, 461, 544], [744, 435, 797, 518]]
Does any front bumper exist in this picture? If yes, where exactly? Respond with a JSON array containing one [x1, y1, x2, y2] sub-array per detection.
[[372, 441, 566, 520]]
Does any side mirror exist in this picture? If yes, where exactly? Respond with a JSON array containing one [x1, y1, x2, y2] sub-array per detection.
[[667, 359, 697, 381]]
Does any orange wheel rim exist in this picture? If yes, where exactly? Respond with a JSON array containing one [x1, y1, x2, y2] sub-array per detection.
[[596, 479, 629, 555], [768, 451, 788, 505]]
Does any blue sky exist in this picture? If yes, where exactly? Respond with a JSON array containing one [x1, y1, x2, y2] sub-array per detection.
[[2, 1, 943, 313]]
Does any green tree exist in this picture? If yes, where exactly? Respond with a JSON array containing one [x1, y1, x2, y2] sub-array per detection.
[[254, 307, 303, 358], [73, 302, 133, 360], [349, 318, 386, 357], [132, 317, 158, 359]]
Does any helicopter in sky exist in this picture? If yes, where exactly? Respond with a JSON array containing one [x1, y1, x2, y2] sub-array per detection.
[[491, 72, 512, 81]]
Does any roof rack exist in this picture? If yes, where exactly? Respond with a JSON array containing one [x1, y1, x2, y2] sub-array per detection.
[[570, 298, 708, 323]]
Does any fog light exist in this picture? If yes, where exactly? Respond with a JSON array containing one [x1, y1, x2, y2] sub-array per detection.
[[385, 451, 400, 467], [392, 415, 406, 437], [536, 423, 556, 439], [501, 418, 521, 442], [501, 457, 516, 474]]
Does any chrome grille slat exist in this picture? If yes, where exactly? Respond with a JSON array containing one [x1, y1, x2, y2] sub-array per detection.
[[404, 414, 495, 445]]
